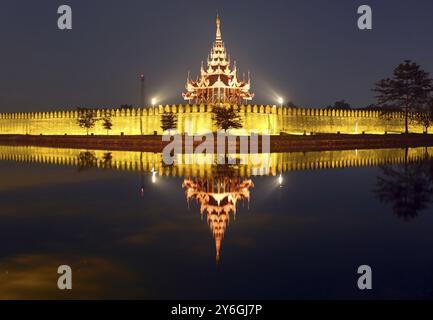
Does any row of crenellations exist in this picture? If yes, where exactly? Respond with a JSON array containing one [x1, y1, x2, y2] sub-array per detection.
[[0, 104, 407, 119]]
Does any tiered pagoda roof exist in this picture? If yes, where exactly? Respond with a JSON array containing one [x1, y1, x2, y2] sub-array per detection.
[[182, 176, 254, 262], [182, 15, 254, 105]]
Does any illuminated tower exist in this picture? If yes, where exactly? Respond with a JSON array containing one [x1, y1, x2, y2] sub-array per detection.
[[182, 176, 254, 262], [182, 14, 254, 105]]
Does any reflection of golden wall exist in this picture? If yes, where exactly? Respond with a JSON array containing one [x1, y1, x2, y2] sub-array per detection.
[[0, 145, 431, 177], [0, 105, 425, 136]]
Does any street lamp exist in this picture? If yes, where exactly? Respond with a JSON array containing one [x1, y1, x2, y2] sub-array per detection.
[[277, 97, 283, 108], [151, 97, 157, 107]]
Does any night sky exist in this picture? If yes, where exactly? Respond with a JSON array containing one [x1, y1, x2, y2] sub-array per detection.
[[1, 0, 433, 112]]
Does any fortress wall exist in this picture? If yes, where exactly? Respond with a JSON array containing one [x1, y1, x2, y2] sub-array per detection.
[[0, 145, 431, 177], [0, 105, 424, 136]]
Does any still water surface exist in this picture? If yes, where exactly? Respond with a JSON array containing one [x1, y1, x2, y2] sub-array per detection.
[[0, 145, 433, 299]]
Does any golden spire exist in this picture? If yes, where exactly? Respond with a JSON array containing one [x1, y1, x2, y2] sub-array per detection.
[[182, 14, 255, 104], [215, 236, 221, 263], [216, 13, 222, 41], [182, 177, 254, 263]]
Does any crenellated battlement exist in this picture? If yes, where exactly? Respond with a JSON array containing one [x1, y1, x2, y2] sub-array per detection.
[[0, 104, 423, 135], [0, 104, 407, 119]]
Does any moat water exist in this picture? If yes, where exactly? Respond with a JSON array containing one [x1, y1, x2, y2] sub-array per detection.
[[0, 145, 433, 299]]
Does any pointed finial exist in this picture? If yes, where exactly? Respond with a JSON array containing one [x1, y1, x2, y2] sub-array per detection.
[[215, 236, 221, 264], [216, 12, 222, 41]]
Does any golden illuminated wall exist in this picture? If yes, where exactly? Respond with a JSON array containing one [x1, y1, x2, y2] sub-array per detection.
[[0, 105, 425, 136], [0, 145, 431, 177]]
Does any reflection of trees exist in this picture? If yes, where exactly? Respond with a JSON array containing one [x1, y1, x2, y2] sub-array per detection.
[[102, 152, 113, 168], [374, 150, 433, 220], [77, 151, 98, 171], [77, 151, 114, 171]]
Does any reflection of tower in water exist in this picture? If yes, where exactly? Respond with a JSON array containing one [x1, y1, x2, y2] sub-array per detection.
[[182, 176, 254, 262]]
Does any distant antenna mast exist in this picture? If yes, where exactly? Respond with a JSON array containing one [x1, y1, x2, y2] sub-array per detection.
[[139, 73, 146, 108]]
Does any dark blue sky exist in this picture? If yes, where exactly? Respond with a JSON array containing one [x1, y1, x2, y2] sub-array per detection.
[[1, 0, 433, 112]]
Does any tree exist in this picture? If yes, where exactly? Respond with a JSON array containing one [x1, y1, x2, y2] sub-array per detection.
[[334, 100, 351, 110], [326, 100, 351, 110], [286, 101, 298, 108], [414, 99, 433, 133], [373, 60, 433, 134], [364, 104, 382, 111], [76, 108, 98, 135], [160, 112, 177, 134], [212, 106, 243, 132], [102, 111, 113, 135]]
